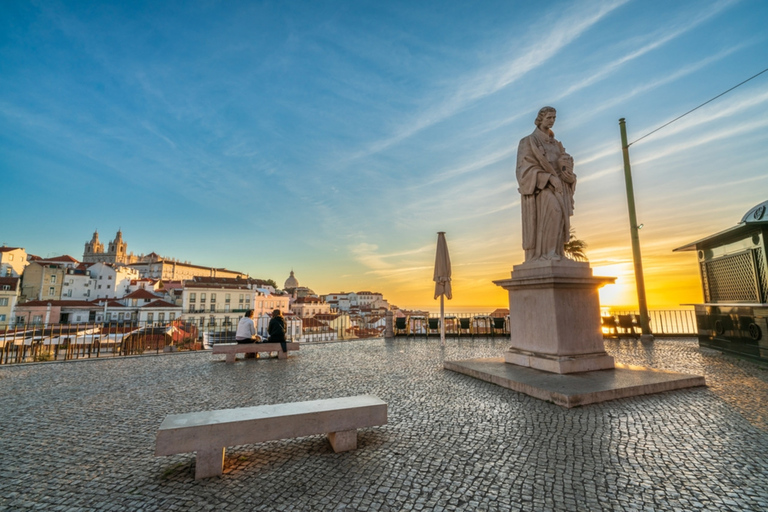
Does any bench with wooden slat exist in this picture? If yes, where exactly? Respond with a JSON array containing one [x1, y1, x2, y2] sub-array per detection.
[[155, 395, 387, 479]]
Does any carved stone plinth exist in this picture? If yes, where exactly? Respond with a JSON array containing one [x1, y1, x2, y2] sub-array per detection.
[[494, 260, 616, 374]]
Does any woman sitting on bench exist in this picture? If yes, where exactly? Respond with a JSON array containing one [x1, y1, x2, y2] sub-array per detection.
[[268, 309, 287, 353]]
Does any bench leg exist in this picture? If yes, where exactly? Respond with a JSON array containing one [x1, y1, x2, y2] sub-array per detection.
[[225, 353, 236, 364], [328, 429, 357, 452], [277, 350, 287, 359], [195, 447, 225, 479]]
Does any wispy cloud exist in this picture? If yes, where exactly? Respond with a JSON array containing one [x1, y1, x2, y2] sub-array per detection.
[[349, 0, 629, 159], [554, 0, 742, 102]]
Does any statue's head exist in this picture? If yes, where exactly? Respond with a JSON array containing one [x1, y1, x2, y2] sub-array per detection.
[[535, 106, 556, 128]]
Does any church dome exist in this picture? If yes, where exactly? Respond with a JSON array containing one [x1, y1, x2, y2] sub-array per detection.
[[284, 270, 299, 290]]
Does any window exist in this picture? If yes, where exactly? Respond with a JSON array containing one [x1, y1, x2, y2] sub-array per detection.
[[108, 275, 112, 280], [169, 313, 175, 321], [0, 298, 7, 306], [239, 294, 244, 303], [147, 313, 154, 323], [33, 315, 43, 325], [0, 314, 6, 322], [50, 275, 57, 284], [211, 293, 217, 303], [8, 255, 12, 261], [225, 293, 230, 303], [210, 304, 216, 312], [225, 305, 230, 313], [200, 293, 206, 303], [98, 285, 102, 289], [158, 313, 165, 322], [189, 306, 195, 313], [49, 287, 55, 296], [107, 285, 111, 289], [190, 293, 196, 302]]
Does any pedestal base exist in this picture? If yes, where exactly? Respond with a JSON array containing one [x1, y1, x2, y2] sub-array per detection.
[[493, 259, 616, 374], [444, 358, 706, 408], [504, 347, 615, 373]]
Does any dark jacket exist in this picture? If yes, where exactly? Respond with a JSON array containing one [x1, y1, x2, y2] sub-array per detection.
[[268, 316, 286, 343]]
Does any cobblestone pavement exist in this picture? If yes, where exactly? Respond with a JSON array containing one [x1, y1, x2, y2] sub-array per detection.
[[1, 337, 767, 511]]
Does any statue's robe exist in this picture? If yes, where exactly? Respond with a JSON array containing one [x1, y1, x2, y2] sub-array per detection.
[[516, 128, 576, 261]]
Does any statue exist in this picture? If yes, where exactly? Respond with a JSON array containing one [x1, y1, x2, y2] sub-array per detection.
[[516, 106, 576, 262]]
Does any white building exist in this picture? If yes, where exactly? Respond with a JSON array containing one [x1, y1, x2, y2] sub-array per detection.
[[323, 291, 389, 312], [86, 262, 141, 299], [181, 277, 290, 333], [60, 268, 95, 299]]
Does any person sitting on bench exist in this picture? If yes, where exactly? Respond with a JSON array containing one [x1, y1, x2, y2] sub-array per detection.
[[267, 309, 287, 353], [235, 310, 262, 359]]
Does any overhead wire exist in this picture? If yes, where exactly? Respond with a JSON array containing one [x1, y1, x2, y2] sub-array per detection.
[[628, 66, 768, 147]]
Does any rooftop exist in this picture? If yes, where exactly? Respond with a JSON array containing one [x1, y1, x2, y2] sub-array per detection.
[[1, 337, 766, 510]]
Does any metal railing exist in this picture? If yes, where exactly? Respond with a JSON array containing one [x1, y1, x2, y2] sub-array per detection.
[[0, 314, 373, 365], [392, 309, 698, 337]]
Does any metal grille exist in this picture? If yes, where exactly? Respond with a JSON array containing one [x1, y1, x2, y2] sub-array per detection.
[[756, 247, 768, 303], [705, 252, 759, 302], [700, 261, 711, 302]]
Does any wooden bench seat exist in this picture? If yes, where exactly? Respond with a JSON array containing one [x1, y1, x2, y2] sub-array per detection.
[[155, 395, 387, 479], [212, 342, 300, 363]]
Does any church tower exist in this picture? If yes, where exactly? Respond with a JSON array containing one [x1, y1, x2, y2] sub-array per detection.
[[107, 229, 128, 264], [83, 230, 105, 263]]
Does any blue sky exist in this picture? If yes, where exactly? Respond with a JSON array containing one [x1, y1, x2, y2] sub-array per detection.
[[2, 0, 767, 310]]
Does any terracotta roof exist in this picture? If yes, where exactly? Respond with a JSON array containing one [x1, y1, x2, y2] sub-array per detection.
[[0, 247, 22, 253], [301, 317, 328, 327], [490, 308, 510, 317], [39, 255, 79, 263], [124, 289, 161, 299], [17, 300, 98, 308], [141, 300, 179, 309], [315, 314, 340, 321], [295, 296, 324, 303], [0, 277, 20, 290]]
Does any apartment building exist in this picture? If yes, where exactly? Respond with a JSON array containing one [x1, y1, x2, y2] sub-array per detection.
[[181, 277, 289, 332], [0, 277, 20, 326], [0, 246, 28, 277]]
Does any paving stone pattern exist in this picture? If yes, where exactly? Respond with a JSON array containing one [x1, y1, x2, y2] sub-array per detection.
[[1, 337, 767, 511]]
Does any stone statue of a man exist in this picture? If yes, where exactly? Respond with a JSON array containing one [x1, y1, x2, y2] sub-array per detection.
[[516, 106, 576, 262]]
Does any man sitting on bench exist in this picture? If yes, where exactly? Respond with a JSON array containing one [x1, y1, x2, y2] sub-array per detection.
[[235, 309, 262, 358]]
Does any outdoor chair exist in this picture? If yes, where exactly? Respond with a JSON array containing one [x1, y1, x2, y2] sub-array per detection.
[[601, 316, 618, 337], [427, 318, 440, 336], [491, 317, 508, 337], [617, 315, 639, 337], [394, 317, 408, 336], [473, 316, 492, 335], [458, 318, 472, 337]]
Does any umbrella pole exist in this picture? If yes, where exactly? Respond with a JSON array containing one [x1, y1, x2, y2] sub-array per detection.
[[440, 295, 445, 347]]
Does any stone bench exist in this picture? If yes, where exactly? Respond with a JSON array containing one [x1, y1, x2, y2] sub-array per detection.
[[155, 395, 388, 479], [212, 342, 300, 363]]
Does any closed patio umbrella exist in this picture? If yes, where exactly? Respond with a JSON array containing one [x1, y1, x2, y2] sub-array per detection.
[[433, 231, 452, 346]]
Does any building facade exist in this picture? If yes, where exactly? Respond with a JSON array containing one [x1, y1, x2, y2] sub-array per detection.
[[0, 247, 28, 277], [0, 277, 20, 326]]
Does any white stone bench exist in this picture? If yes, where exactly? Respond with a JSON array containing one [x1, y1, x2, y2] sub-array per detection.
[[155, 395, 387, 479], [212, 342, 300, 363]]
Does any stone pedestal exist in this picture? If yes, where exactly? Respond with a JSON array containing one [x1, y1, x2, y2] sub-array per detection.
[[494, 259, 616, 374]]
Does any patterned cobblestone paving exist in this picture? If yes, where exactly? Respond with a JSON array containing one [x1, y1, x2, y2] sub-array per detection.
[[1, 337, 767, 511]]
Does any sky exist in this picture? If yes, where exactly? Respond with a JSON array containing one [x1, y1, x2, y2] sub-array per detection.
[[2, 0, 767, 312]]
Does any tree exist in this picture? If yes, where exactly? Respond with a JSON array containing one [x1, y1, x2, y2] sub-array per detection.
[[564, 229, 588, 261]]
